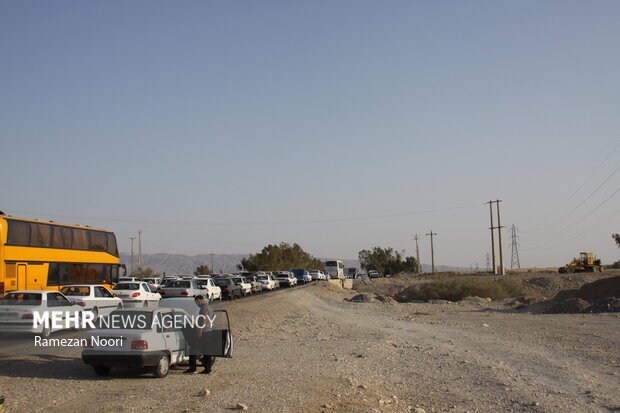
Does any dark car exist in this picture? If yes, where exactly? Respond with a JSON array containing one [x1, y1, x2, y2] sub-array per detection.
[[213, 277, 242, 300], [291, 269, 312, 284]]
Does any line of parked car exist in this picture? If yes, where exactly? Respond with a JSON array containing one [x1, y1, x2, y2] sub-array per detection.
[[0, 268, 328, 340]]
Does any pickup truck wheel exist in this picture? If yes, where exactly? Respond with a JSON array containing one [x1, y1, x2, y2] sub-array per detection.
[[94, 366, 111, 376], [143, 301, 148, 307], [117, 303, 123, 309], [153, 354, 170, 378], [92, 307, 99, 321]]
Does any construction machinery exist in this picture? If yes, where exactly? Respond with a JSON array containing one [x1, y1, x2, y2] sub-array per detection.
[[558, 252, 606, 273]]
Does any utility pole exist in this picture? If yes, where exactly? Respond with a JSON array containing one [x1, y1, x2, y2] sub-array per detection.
[[495, 200, 505, 275], [412, 234, 422, 274], [486, 200, 497, 274], [426, 230, 437, 274], [138, 230, 142, 270], [129, 237, 135, 275], [509, 224, 521, 269], [486, 253, 491, 272]]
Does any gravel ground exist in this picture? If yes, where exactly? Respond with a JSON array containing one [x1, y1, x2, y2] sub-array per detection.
[[0, 281, 618, 413]]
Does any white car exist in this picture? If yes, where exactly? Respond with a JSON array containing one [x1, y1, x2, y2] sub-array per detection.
[[309, 270, 327, 281], [257, 274, 278, 291], [82, 306, 233, 378], [60, 285, 123, 320], [231, 277, 252, 296], [194, 278, 222, 301], [275, 272, 297, 287], [0, 290, 84, 338], [158, 279, 204, 298], [112, 282, 161, 308], [143, 278, 162, 288], [118, 277, 139, 283]]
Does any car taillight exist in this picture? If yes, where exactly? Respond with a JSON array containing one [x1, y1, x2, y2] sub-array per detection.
[[159, 291, 165, 295], [84, 338, 93, 348], [131, 340, 148, 349], [181, 291, 189, 296], [0, 282, 4, 295], [77, 301, 86, 307], [132, 292, 140, 297], [223, 287, 229, 291], [21, 313, 34, 319]]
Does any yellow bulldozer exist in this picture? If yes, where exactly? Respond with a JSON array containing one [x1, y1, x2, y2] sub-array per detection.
[[558, 252, 606, 274]]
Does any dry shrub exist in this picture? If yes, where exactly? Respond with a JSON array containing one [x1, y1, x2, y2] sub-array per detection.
[[394, 277, 525, 302]]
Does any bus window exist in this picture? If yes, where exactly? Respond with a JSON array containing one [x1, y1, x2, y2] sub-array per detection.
[[107, 233, 119, 256], [7, 220, 31, 245], [72, 229, 88, 249], [86, 264, 103, 283], [89, 231, 107, 251], [52, 226, 73, 249], [31, 223, 52, 247]]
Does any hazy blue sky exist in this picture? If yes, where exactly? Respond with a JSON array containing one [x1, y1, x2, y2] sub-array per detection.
[[1, 1, 619, 268]]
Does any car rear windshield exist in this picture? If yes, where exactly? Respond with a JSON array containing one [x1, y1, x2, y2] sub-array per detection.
[[0, 293, 43, 305], [60, 287, 90, 296], [113, 283, 140, 290], [166, 281, 191, 288], [325, 261, 337, 266], [98, 310, 154, 330], [213, 279, 230, 287]]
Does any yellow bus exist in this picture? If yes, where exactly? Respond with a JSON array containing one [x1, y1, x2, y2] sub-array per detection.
[[0, 214, 124, 294]]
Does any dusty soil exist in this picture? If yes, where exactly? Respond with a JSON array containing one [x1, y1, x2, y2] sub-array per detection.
[[0, 275, 619, 413]]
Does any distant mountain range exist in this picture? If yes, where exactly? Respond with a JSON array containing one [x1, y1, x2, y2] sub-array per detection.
[[120, 253, 468, 275]]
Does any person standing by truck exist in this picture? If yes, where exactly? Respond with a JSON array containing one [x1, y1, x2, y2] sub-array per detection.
[[184, 295, 216, 374]]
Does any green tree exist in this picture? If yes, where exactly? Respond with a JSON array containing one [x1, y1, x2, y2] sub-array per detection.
[[194, 265, 211, 276], [613, 234, 620, 247], [358, 247, 419, 275], [239, 243, 323, 271], [130, 267, 160, 278]]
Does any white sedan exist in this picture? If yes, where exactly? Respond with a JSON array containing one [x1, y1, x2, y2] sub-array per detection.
[[112, 282, 161, 308], [231, 277, 252, 296], [0, 290, 84, 338], [194, 278, 222, 301], [60, 285, 123, 320], [257, 274, 278, 291]]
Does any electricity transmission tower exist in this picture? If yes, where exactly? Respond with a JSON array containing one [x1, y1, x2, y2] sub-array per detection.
[[509, 224, 521, 269]]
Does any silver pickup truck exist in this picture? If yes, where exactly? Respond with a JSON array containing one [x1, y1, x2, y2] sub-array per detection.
[[82, 299, 233, 378]]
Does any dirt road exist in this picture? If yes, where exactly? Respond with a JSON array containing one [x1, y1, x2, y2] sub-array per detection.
[[0, 282, 618, 412]]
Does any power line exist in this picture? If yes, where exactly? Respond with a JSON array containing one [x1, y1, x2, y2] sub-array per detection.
[[548, 140, 620, 216], [522, 138, 620, 234], [523, 206, 620, 252], [3, 202, 481, 227], [523, 162, 620, 238], [526, 186, 620, 250]]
